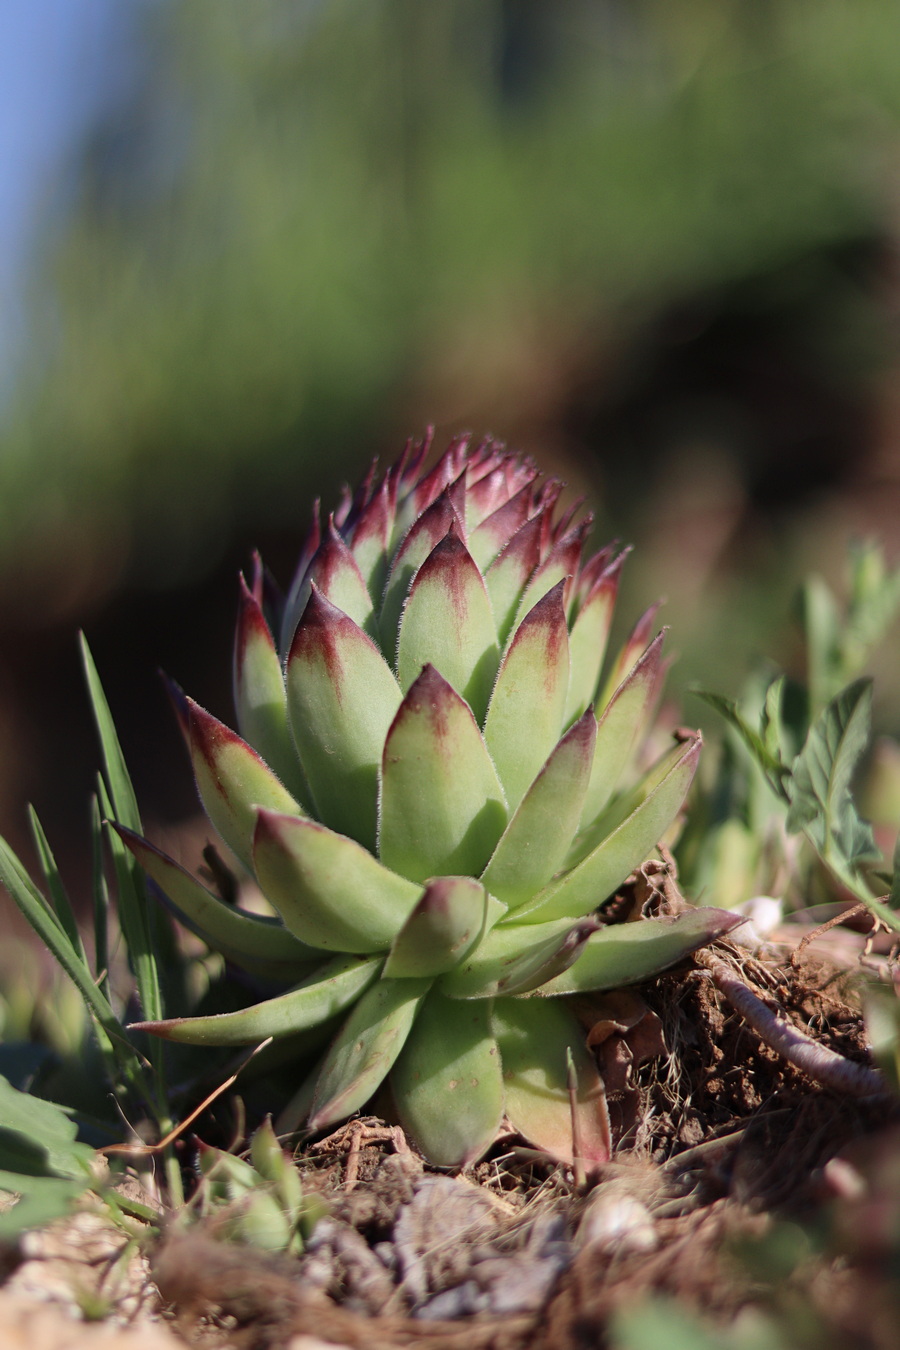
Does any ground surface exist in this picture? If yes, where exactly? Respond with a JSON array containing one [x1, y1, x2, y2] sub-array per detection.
[[2, 918, 898, 1350]]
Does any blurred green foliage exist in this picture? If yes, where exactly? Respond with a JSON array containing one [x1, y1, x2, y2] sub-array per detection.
[[3, 0, 900, 600]]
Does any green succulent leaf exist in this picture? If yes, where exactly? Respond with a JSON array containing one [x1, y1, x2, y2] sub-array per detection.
[[438, 916, 598, 999], [564, 556, 622, 722], [184, 697, 303, 872], [392, 990, 503, 1168], [580, 631, 667, 827], [114, 826, 319, 977], [380, 486, 463, 651], [540, 908, 744, 994], [379, 665, 508, 883], [597, 601, 661, 712], [481, 710, 597, 909], [383, 876, 496, 979], [286, 586, 403, 851], [130, 954, 383, 1045], [397, 528, 500, 723], [308, 977, 432, 1132], [517, 735, 701, 924], [786, 677, 880, 867], [311, 518, 376, 632], [467, 484, 531, 570], [253, 811, 420, 952], [234, 574, 310, 804], [282, 518, 376, 645], [347, 478, 392, 603], [483, 514, 542, 644], [493, 997, 610, 1167], [509, 525, 585, 637], [483, 581, 571, 813]]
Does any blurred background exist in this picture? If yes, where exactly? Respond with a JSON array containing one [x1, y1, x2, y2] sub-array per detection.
[[2, 0, 900, 904]]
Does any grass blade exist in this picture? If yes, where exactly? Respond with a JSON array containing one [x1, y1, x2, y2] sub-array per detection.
[[79, 633, 141, 832], [0, 834, 136, 1060], [27, 806, 85, 961], [91, 795, 110, 1000], [96, 774, 163, 1026]]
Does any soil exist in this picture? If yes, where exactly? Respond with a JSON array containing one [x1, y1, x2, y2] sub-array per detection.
[[2, 919, 899, 1350]]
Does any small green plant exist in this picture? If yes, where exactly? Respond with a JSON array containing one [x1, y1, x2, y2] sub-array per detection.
[[690, 543, 900, 929], [181, 1117, 324, 1254], [111, 435, 740, 1169], [0, 433, 742, 1180]]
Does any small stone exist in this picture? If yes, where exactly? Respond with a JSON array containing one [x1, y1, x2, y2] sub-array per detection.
[[577, 1183, 658, 1254]]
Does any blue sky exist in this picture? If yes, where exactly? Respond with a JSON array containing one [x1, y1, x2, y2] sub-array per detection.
[[0, 0, 141, 396]]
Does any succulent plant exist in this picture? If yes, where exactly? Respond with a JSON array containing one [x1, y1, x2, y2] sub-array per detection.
[[122, 433, 739, 1169]]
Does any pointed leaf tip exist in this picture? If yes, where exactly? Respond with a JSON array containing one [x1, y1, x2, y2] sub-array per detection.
[[379, 665, 508, 883], [287, 587, 402, 849], [483, 579, 570, 812], [396, 529, 499, 721], [184, 697, 302, 870], [253, 809, 419, 952]]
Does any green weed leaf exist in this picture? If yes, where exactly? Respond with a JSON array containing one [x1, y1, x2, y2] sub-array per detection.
[[695, 689, 786, 785], [785, 678, 879, 868], [0, 1074, 96, 1239]]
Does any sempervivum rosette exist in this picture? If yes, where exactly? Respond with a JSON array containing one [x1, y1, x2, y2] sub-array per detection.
[[122, 433, 738, 1168]]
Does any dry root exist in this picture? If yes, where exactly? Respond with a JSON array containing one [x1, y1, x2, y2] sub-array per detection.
[[697, 950, 886, 1098]]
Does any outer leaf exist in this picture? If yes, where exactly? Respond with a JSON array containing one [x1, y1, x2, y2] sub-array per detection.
[[287, 587, 403, 851], [130, 954, 383, 1045], [493, 998, 610, 1167], [253, 812, 420, 952], [397, 529, 500, 722], [114, 826, 319, 976], [540, 909, 744, 994], [438, 916, 598, 999], [379, 665, 508, 883], [483, 582, 570, 813], [234, 574, 309, 802], [392, 991, 503, 1168], [596, 602, 661, 711], [580, 632, 667, 827], [516, 736, 701, 924], [481, 711, 596, 909], [786, 678, 880, 866], [383, 877, 494, 978], [308, 978, 431, 1131], [184, 698, 302, 872]]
